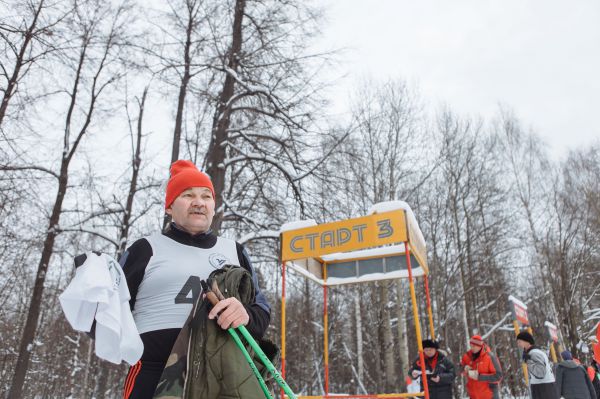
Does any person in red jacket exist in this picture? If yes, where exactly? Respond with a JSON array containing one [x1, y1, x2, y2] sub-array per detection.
[[460, 335, 503, 399]]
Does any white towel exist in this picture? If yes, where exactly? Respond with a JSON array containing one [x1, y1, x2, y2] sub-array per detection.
[[60, 252, 143, 365]]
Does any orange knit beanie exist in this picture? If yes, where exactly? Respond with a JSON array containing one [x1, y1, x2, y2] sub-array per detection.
[[165, 160, 214, 209]]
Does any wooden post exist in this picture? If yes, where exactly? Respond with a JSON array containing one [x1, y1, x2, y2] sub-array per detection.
[[281, 261, 287, 399], [323, 263, 329, 396], [424, 275, 435, 339], [405, 242, 430, 399]]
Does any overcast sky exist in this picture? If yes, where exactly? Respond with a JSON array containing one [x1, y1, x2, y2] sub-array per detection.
[[315, 0, 600, 158]]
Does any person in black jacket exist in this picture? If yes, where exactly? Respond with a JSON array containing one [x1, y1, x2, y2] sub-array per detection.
[[408, 340, 456, 399], [555, 350, 596, 399], [120, 160, 270, 399]]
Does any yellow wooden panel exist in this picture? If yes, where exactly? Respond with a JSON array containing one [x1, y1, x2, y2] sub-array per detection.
[[281, 210, 408, 261]]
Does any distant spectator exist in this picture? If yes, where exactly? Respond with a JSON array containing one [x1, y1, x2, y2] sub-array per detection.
[[460, 335, 502, 399], [555, 350, 596, 399], [516, 331, 559, 399], [408, 340, 456, 399], [587, 360, 600, 399]]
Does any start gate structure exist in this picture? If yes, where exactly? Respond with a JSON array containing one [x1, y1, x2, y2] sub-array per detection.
[[279, 201, 436, 399]]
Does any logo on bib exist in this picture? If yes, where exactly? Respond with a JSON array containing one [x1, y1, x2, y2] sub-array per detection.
[[209, 253, 230, 269], [106, 258, 121, 289]]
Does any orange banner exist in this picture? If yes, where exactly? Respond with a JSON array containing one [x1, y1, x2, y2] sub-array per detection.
[[513, 302, 529, 325]]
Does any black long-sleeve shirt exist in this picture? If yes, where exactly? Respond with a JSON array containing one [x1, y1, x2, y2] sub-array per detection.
[[119, 224, 270, 362]]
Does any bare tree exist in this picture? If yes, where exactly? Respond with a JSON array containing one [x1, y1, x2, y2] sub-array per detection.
[[95, 83, 154, 399], [540, 146, 600, 353], [146, 0, 213, 164], [197, 0, 338, 235], [0, 0, 69, 127], [7, 0, 133, 395], [117, 84, 150, 256]]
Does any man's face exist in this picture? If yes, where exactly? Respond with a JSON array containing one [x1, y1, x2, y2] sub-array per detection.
[[470, 344, 482, 353], [423, 347, 437, 358], [166, 187, 215, 234]]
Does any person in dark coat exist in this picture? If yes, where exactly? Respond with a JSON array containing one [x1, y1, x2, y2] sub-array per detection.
[[555, 350, 596, 399], [460, 335, 502, 399], [408, 340, 456, 399]]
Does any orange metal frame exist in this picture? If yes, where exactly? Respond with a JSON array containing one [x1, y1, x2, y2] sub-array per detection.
[[280, 241, 436, 399]]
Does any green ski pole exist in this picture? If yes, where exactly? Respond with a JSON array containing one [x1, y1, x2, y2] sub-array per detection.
[[236, 324, 297, 399], [226, 327, 273, 399]]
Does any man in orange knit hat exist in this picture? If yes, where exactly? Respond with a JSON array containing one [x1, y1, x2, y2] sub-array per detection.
[[460, 335, 503, 399], [120, 160, 271, 398]]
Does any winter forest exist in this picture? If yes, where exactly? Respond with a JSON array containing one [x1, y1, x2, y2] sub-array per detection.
[[1, 0, 599, 398]]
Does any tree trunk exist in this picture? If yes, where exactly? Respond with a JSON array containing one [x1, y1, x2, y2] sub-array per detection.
[[379, 281, 397, 392], [95, 363, 110, 399], [118, 86, 147, 256], [354, 288, 364, 384], [81, 340, 93, 397], [396, 279, 409, 390], [451, 191, 472, 341], [8, 158, 69, 398], [8, 14, 114, 392], [170, 7, 194, 165], [463, 202, 479, 329], [204, 0, 246, 234], [302, 278, 312, 393]]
